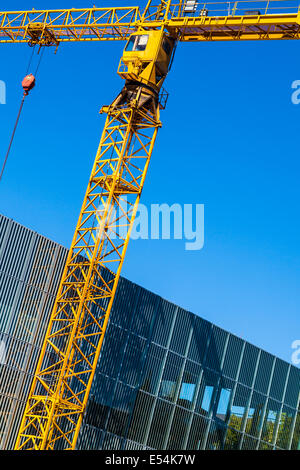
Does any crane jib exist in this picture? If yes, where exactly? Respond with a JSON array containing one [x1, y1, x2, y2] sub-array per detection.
[[0, 1, 300, 44]]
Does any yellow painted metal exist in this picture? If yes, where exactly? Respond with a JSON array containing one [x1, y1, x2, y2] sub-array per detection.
[[1, 1, 300, 45], [14, 23, 169, 451], [0, 6, 140, 44], [5, 0, 300, 451], [119, 30, 175, 90], [15, 88, 162, 451]]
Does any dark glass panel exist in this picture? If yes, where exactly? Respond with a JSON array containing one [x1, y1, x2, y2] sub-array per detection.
[[276, 405, 295, 449], [147, 399, 173, 449], [215, 388, 232, 422], [187, 316, 211, 364], [119, 334, 146, 387], [85, 374, 115, 429], [291, 413, 300, 450], [241, 435, 258, 450], [283, 366, 300, 408], [269, 359, 289, 402], [245, 391, 266, 437], [158, 352, 184, 403], [127, 391, 155, 445], [254, 351, 274, 395], [224, 428, 242, 449], [98, 323, 127, 379], [110, 277, 139, 329], [216, 388, 231, 421], [227, 383, 250, 431], [222, 335, 244, 380], [177, 360, 202, 410], [77, 425, 104, 450], [141, 343, 166, 395], [259, 441, 273, 450], [130, 289, 158, 338], [1, 221, 33, 279], [170, 308, 193, 356], [261, 399, 281, 445], [166, 407, 191, 449], [124, 440, 144, 450], [152, 299, 176, 347], [213, 377, 235, 423], [106, 382, 134, 437], [102, 432, 122, 450], [186, 414, 209, 450], [205, 421, 226, 450], [204, 326, 228, 373], [238, 343, 259, 387], [195, 369, 219, 417]]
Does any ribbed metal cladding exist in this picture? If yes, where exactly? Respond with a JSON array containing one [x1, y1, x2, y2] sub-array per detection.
[[0, 214, 68, 449], [0, 213, 299, 450]]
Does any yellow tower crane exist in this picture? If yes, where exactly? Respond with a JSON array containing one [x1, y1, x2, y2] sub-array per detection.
[[0, 0, 299, 450]]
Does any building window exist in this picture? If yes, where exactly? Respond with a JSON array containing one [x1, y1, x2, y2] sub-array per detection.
[[125, 35, 149, 52], [201, 385, 214, 412], [179, 382, 196, 402], [216, 388, 232, 421], [158, 352, 183, 402]]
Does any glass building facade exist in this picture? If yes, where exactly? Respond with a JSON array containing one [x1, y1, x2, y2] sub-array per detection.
[[0, 213, 299, 450]]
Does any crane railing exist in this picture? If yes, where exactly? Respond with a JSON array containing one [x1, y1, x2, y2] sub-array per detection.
[[142, 1, 300, 41], [1, 2, 300, 45], [145, 0, 300, 18]]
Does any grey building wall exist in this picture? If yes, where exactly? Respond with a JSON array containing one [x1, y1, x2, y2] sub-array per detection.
[[0, 214, 67, 449], [0, 213, 299, 450]]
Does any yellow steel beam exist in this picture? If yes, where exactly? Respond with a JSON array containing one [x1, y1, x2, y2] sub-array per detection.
[[0, 7, 141, 44], [1, 2, 300, 45], [15, 72, 162, 452], [155, 14, 300, 41], [142, 1, 300, 41], [14, 25, 168, 450]]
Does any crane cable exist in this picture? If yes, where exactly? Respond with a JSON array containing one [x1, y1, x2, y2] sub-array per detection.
[[0, 46, 45, 183], [0, 95, 26, 182]]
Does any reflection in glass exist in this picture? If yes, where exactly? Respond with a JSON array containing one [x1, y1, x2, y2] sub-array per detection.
[[276, 406, 294, 449], [177, 360, 201, 409], [291, 413, 300, 450], [195, 369, 219, 416], [201, 386, 214, 413], [125, 35, 149, 52], [141, 344, 165, 395], [216, 388, 231, 421], [158, 352, 183, 403], [261, 399, 281, 445], [245, 392, 266, 438], [167, 407, 191, 449], [224, 427, 242, 449], [186, 414, 208, 450], [179, 383, 196, 402], [205, 421, 226, 450]]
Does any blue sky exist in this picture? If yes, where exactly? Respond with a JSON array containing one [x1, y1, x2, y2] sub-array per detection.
[[0, 0, 300, 365]]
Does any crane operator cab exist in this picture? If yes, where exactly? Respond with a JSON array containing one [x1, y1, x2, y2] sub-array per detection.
[[110, 30, 175, 111], [119, 30, 175, 91]]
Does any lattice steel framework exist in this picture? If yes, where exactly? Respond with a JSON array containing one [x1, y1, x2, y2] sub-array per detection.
[[15, 93, 161, 450], [1, 2, 300, 44], [0, 6, 140, 44]]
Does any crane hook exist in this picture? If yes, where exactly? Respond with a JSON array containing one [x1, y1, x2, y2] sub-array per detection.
[[21, 73, 36, 96], [0, 74, 36, 182]]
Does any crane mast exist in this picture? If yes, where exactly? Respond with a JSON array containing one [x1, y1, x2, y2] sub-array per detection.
[[0, 0, 298, 450]]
